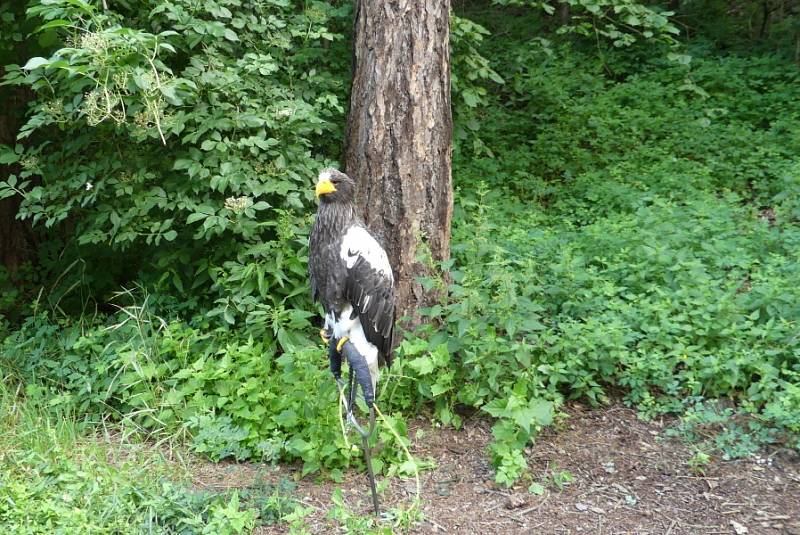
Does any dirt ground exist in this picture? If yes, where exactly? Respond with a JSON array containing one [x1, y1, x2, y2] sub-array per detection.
[[191, 404, 800, 534]]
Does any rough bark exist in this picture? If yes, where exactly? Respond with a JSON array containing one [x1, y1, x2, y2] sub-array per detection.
[[344, 0, 453, 323]]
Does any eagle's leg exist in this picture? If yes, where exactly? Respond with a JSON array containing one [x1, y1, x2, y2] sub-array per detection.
[[338, 339, 376, 407], [334, 337, 380, 516], [328, 335, 342, 382]]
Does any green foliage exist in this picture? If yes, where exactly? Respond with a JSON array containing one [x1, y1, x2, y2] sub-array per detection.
[[0, 380, 292, 534], [491, 0, 679, 48], [549, 464, 574, 490], [326, 489, 392, 535], [686, 448, 711, 475], [2, 0, 800, 497], [325, 487, 422, 535], [0, 0, 519, 492], [666, 400, 785, 462], [450, 14, 505, 155], [1, 0, 351, 323], [674, 0, 800, 58], [0, 289, 412, 477], [394, 40, 800, 484]]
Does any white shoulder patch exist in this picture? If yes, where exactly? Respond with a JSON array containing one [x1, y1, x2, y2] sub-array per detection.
[[340, 225, 393, 282]]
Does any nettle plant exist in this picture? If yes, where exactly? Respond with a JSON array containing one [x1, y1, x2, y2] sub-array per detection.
[[493, 0, 679, 47], [1, 0, 350, 324]]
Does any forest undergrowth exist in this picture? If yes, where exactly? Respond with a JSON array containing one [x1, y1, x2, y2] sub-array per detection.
[[2, 1, 799, 532]]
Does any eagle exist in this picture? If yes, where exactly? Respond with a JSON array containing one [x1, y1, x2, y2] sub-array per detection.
[[308, 168, 395, 407]]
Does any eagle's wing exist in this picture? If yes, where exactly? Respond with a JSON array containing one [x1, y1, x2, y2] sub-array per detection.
[[340, 226, 395, 366]]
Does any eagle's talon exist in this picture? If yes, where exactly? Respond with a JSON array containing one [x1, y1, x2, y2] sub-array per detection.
[[320, 328, 332, 344]]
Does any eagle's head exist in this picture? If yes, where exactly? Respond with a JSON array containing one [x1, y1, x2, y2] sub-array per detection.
[[315, 168, 355, 204]]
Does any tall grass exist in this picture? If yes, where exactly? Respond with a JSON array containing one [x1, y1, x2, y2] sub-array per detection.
[[0, 379, 268, 534]]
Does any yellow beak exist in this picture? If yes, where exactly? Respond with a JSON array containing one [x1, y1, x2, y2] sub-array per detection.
[[315, 179, 336, 198]]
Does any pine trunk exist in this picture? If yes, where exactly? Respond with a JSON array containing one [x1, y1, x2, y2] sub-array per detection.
[[344, 0, 453, 323]]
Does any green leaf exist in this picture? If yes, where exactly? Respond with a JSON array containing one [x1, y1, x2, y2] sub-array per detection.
[[624, 14, 641, 26], [0, 146, 19, 165], [186, 212, 208, 224], [22, 57, 49, 70], [408, 355, 434, 375], [35, 19, 71, 32], [274, 409, 298, 427], [528, 482, 545, 495]]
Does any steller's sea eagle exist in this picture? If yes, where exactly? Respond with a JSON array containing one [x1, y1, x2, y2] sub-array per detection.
[[308, 168, 395, 407]]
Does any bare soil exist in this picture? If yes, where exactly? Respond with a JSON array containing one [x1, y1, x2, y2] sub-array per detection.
[[191, 404, 800, 534]]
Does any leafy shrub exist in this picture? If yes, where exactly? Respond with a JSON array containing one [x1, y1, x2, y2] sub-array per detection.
[[1, 0, 352, 325], [0, 293, 414, 477]]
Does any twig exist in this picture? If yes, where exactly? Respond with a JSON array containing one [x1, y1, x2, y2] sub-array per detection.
[[374, 404, 421, 503], [484, 501, 502, 514], [145, 41, 167, 145], [516, 495, 549, 518], [337, 387, 351, 450], [427, 518, 446, 531], [480, 488, 512, 497]]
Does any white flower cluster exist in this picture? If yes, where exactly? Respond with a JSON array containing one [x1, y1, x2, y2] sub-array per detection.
[[80, 32, 112, 54], [113, 71, 130, 93], [20, 155, 40, 172], [82, 89, 124, 126], [224, 196, 252, 214], [42, 99, 65, 120]]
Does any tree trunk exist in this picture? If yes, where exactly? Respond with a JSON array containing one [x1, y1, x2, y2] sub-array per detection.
[[345, 0, 453, 323], [558, 3, 571, 26], [760, 0, 771, 39], [0, 82, 30, 274]]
